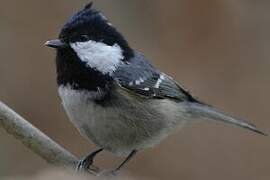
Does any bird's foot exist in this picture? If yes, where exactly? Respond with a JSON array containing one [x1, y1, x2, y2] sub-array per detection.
[[75, 148, 103, 173], [75, 157, 93, 173], [75, 158, 101, 175]]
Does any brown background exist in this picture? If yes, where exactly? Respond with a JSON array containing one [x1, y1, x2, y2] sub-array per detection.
[[0, 0, 270, 179]]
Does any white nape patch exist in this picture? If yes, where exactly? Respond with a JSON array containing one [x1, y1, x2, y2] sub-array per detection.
[[70, 40, 124, 75], [99, 13, 112, 26], [154, 74, 165, 88], [144, 87, 150, 91], [99, 13, 108, 21]]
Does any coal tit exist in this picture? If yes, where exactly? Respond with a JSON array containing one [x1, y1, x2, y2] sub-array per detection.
[[45, 2, 266, 174]]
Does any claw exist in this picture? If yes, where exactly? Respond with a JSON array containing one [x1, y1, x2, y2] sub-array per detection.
[[75, 148, 103, 173], [75, 156, 93, 173], [75, 159, 86, 173]]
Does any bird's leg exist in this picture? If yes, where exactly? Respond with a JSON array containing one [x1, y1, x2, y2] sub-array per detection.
[[112, 150, 137, 175], [75, 148, 103, 173]]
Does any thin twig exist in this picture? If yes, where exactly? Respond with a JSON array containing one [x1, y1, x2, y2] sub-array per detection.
[[0, 100, 99, 175]]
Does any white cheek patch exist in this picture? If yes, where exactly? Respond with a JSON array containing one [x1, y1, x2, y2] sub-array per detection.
[[70, 40, 124, 75]]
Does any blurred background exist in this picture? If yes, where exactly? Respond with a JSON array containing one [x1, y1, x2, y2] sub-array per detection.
[[0, 0, 270, 179]]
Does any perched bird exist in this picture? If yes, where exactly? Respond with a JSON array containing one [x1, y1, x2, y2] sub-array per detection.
[[45, 2, 266, 174]]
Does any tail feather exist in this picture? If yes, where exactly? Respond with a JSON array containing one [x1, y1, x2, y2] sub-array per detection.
[[186, 102, 267, 136]]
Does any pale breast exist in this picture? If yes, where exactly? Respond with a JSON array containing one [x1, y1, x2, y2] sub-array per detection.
[[58, 85, 189, 156]]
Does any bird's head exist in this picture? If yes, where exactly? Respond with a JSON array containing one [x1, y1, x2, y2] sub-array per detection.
[[46, 2, 133, 75]]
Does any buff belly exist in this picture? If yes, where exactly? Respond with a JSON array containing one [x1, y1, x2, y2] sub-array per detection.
[[58, 85, 190, 156]]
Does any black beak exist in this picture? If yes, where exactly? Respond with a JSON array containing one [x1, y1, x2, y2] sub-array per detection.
[[45, 39, 67, 49]]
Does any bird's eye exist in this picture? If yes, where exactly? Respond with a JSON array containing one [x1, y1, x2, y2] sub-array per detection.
[[80, 35, 90, 41]]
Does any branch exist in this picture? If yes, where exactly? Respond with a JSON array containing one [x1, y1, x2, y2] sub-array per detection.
[[0, 101, 99, 175]]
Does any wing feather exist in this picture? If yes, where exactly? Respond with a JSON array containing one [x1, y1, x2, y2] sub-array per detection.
[[114, 52, 198, 102]]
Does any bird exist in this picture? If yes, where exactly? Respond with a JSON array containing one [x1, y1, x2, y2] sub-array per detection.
[[45, 2, 266, 175]]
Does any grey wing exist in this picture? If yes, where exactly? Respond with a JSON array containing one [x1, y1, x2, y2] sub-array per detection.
[[114, 52, 267, 136], [114, 51, 198, 102]]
